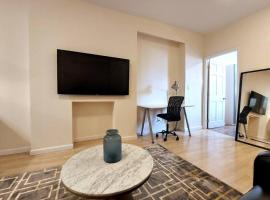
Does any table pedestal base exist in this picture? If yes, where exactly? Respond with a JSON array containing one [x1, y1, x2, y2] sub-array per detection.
[[94, 193, 133, 200], [115, 193, 134, 200]]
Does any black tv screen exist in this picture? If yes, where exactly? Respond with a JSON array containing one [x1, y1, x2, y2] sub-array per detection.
[[57, 49, 129, 95], [248, 91, 268, 115]]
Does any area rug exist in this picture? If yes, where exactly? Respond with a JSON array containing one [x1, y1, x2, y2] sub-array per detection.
[[0, 144, 242, 200]]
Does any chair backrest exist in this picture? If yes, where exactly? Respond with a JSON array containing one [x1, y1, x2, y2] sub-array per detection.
[[239, 106, 252, 124], [167, 96, 184, 120]]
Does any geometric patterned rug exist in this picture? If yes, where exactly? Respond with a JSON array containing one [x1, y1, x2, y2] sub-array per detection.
[[0, 144, 242, 200]]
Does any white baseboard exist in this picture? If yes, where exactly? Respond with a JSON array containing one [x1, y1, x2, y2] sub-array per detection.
[[30, 144, 73, 155], [0, 146, 30, 156], [74, 135, 138, 143], [29, 135, 137, 155], [189, 125, 203, 131], [178, 125, 202, 132], [74, 135, 103, 142], [122, 135, 138, 141]]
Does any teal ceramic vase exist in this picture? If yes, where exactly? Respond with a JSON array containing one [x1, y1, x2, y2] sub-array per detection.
[[103, 129, 122, 163]]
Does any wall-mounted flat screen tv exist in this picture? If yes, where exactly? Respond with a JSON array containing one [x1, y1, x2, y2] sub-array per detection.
[[248, 91, 268, 115], [57, 49, 129, 95]]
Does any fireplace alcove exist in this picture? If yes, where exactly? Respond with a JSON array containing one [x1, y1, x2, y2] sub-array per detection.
[[72, 101, 114, 142]]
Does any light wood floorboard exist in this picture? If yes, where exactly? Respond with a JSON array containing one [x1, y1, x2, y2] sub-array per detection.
[[0, 129, 265, 194]]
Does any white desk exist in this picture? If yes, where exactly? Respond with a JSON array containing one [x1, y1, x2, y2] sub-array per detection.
[[138, 104, 193, 143]]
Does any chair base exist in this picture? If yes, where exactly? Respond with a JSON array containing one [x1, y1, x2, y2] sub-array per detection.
[[238, 132, 244, 138], [156, 123, 179, 142], [238, 124, 248, 139]]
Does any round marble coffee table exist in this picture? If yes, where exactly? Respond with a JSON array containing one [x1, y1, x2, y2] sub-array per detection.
[[60, 144, 153, 199]]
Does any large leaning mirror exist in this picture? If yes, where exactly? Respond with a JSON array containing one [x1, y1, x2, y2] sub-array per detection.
[[236, 68, 270, 149]]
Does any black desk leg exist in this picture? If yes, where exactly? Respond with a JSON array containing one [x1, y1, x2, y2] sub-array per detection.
[[146, 108, 154, 144], [140, 108, 147, 136], [183, 107, 191, 136]]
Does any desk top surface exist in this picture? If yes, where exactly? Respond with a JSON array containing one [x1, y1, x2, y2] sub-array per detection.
[[137, 104, 167, 109], [137, 104, 194, 109], [60, 144, 153, 198]]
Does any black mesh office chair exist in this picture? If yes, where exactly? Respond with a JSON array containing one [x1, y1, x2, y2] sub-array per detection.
[[238, 106, 252, 138], [156, 96, 184, 141]]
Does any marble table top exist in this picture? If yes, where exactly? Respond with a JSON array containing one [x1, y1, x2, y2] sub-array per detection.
[[60, 144, 153, 198]]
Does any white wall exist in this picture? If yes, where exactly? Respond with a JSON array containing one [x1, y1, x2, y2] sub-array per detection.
[[0, 1, 31, 153], [205, 6, 270, 72], [0, 0, 203, 153], [137, 33, 185, 133], [225, 64, 236, 125], [185, 47, 203, 130], [28, 0, 203, 152], [137, 34, 170, 106], [205, 5, 270, 131], [73, 102, 114, 141]]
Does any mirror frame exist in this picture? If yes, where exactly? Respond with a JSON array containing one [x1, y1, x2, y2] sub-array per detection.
[[235, 68, 270, 150]]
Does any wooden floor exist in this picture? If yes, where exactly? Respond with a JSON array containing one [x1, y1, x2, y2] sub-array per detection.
[[0, 129, 264, 194]]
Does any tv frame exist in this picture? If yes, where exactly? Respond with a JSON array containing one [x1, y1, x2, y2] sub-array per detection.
[[57, 49, 130, 96], [248, 90, 268, 115]]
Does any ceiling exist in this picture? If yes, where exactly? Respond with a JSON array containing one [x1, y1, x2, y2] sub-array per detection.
[[87, 0, 270, 33]]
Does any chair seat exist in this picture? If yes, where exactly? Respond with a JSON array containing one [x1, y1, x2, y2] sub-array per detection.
[[157, 113, 180, 122], [239, 115, 248, 124]]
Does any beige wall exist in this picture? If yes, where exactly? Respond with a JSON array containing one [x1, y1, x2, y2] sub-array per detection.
[[0, 1, 31, 153], [1, 0, 203, 153], [4, 0, 270, 154], [204, 5, 270, 133], [73, 102, 114, 141], [205, 6, 270, 72], [137, 33, 185, 133]]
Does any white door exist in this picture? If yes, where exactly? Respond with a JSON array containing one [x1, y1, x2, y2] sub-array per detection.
[[225, 64, 236, 125], [208, 61, 226, 128]]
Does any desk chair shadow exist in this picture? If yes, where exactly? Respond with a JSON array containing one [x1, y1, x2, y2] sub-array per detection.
[[156, 96, 184, 141]]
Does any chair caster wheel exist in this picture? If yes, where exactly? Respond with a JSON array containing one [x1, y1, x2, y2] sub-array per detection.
[[176, 136, 179, 141], [164, 138, 167, 142], [156, 134, 159, 138]]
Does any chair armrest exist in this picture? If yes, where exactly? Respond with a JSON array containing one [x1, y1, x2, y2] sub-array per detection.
[[253, 151, 270, 189]]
